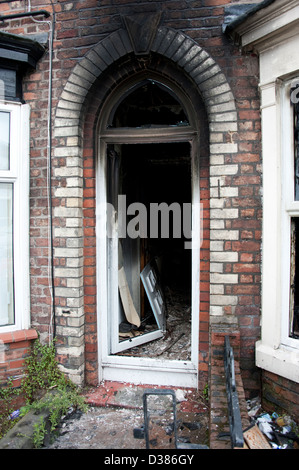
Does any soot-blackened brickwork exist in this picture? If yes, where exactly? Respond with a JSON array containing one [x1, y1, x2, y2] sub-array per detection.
[[0, 1, 262, 398]]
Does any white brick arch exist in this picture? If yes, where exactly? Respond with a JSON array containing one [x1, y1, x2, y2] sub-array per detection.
[[53, 26, 239, 385]]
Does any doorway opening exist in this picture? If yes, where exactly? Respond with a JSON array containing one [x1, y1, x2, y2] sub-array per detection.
[[97, 75, 201, 386], [109, 142, 192, 360]]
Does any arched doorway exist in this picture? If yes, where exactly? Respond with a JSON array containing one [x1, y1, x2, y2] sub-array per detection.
[[53, 23, 238, 387], [96, 74, 201, 387]]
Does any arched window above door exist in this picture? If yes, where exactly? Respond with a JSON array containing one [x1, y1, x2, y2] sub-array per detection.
[[107, 79, 190, 129]]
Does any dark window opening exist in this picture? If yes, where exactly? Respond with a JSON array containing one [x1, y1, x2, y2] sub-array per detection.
[[0, 67, 21, 101], [108, 80, 189, 128]]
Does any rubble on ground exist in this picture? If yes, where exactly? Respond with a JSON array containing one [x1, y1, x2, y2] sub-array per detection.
[[246, 397, 299, 449]]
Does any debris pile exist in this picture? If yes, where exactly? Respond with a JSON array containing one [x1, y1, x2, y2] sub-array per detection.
[[118, 287, 191, 360], [246, 397, 299, 449]]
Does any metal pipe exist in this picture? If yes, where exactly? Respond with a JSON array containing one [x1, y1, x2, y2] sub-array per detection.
[[0, 10, 50, 21]]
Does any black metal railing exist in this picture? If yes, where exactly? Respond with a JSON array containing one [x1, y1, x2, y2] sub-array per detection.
[[224, 336, 244, 448]]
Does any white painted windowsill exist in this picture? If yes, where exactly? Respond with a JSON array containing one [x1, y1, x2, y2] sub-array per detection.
[[256, 340, 299, 384]]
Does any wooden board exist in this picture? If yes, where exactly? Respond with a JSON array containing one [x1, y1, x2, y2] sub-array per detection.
[[118, 266, 141, 327], [243, 424, 271, 449]]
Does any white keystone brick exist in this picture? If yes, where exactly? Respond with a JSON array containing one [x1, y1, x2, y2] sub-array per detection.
[[210, 176, 226, 187], [66, 198, 83, 208], [65, 81, 89, 96], [211, 273, 238, 284], [210, 230, 239, 240], [67, 257, 83, 268], [210, 164, 238, 175], [210, 306, 224, 316], [210, 219, 225, 229], [56, 107, 80, 119], [54, 207, 82, 217], [210, 143, 238, 154], [67, 277, 83, 288], [203, 82, 231, 98], [67, 296, 84, 308], [54, 147, 82, 158], [66, 136, 80, 146], [54, 286, 83, 297], [210, 198, 224, 209], [210, 241, 224, 251], [66, 157, 83, 168], [210, 284, 224, 294], [210, 294, 238, 305], [220, 187, 239, 197], [192, 60, 218, 81], [206, 91, 235, 106], [67, 316, 85, 328], [209, 122, 238, 132], [67, 238, 84, 248], [210, 263, 223, 273], [54, 187, 83, 198], [209, 100, 236, 114], [69, 72, 92, 90], [54, 227, 83, 238], [54, 247, 83, 258], [72, 63, 97, 83], [54, 126, 79, 137], [57, 99, 82, 111], [66, 217, 82, 228], [55, 117, 80, 128], [210, 208, 239, 219], [54, 165, 83, 176], [66, 177, 83, 188], [60, 90, 85, 104]]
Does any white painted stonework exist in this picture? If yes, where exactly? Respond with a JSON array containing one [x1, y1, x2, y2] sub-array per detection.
[[234, 0, 299, 383]]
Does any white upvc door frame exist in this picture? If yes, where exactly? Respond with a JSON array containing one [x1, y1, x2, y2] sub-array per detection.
[[96, 127, 201, 388]]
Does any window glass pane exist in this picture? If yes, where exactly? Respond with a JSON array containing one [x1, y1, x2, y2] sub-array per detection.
[[0, 183, 14, 326], [109, 80, 189, 128], [290, 218, 299, 338], [0, 111, 10, 170], [292, 83, 299, 200]]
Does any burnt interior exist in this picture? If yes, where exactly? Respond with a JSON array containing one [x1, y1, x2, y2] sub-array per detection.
[[115, 142, 192, 359]]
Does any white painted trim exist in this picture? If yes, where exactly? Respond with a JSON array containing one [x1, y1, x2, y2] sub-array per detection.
[[257, 77, 299, 383], [0, 103, 30, 333]]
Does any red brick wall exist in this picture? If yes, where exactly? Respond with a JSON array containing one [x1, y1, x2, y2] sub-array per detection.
[[0, 330, 38, 388], [0, 1, 263, 395], [261, 371, 299, 422]]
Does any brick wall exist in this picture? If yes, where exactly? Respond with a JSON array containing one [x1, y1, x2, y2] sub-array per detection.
[[0, 330, 38, 389], [0, 1, 263, 395], [261, 371, 299, 422]]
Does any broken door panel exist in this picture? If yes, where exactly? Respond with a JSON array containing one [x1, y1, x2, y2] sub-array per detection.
[[140, 259, 166, 332]]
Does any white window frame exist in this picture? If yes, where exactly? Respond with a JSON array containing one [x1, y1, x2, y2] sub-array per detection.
[[0, 102, 30, 333], [256, 78, 299, 383], [281, 78, 299, 350]]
